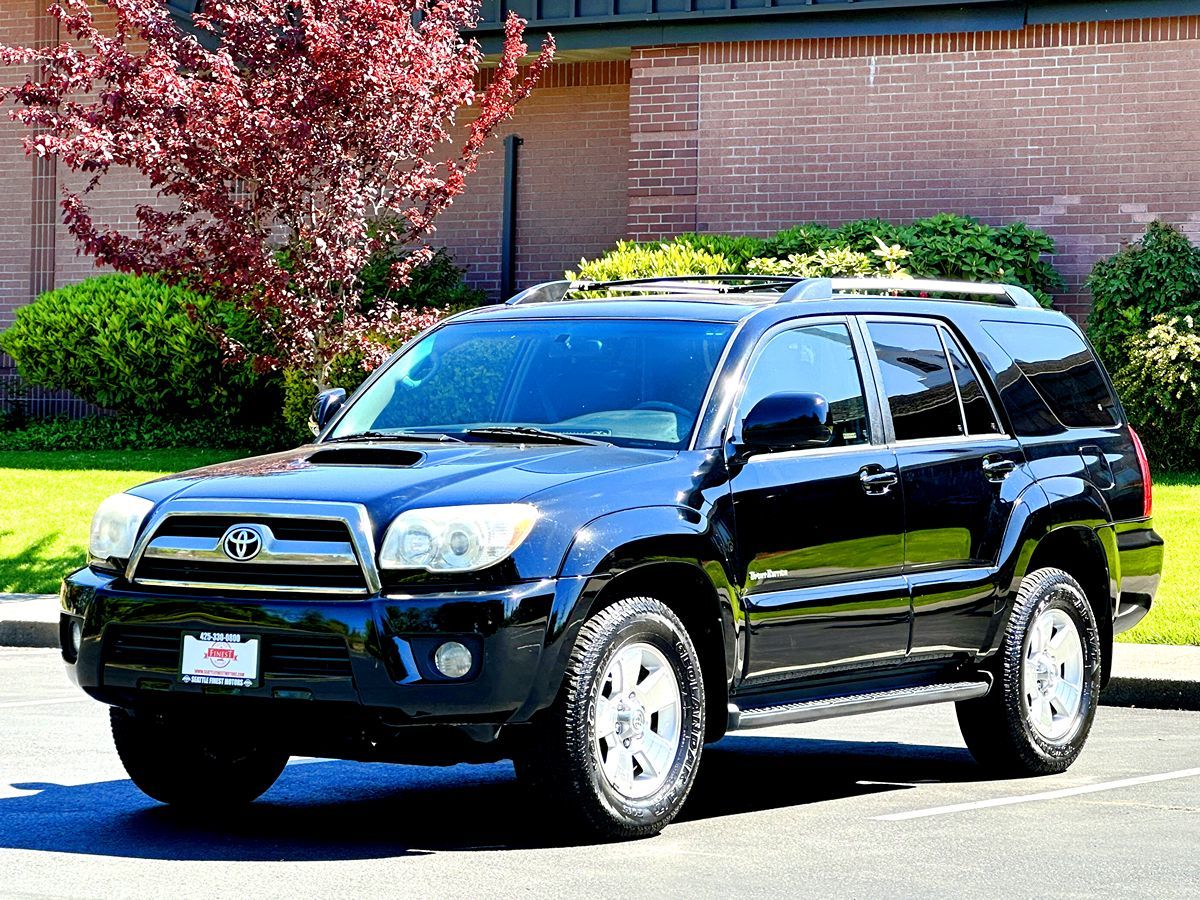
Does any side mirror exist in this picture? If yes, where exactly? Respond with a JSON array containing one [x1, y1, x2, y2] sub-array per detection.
[[739, 392, 833, 457], [309, 388, 347, 437]]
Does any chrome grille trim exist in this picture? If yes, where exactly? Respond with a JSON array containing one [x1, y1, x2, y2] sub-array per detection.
[[142, 531, 359, 567], [131, 578, 369, 596], [126, 498, 381, 595]]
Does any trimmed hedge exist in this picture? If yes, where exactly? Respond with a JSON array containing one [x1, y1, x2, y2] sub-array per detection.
[[0, 413, 287, 453], [572, 214, 1063, 306], [0, 274, 276, 419]]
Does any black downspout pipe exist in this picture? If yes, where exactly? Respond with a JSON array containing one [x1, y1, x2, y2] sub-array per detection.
[[500, 134, 522, 301]]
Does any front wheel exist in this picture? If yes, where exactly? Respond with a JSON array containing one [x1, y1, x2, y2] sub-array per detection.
[[111, 708, 289, 806], [514, 596, 706, 841], [957, 567, 1102, 776]]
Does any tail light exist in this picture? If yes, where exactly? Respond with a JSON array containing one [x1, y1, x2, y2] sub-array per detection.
[[1128, 426, 1153, 518]]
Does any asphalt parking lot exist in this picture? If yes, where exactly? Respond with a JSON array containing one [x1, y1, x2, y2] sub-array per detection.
[[2, 647, 1197, 899]]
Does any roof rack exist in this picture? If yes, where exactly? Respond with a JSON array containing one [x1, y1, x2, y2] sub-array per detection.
[[505, 275, 1041, 309]]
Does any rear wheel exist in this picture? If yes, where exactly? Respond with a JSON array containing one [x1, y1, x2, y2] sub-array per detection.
[[957, 567, 1102, 776], [513, 596, 706, 840], [111, 708, 288, 806]]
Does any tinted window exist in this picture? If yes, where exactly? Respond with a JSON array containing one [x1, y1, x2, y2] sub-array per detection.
[[943, 332, 1001, 435], [330, 319, 734, 449], [983, 322, 1119, 428], [740, 323, 870, 447], [868, 321, 964, 441]]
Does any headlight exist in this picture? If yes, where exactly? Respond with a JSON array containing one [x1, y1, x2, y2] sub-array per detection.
[[88, 493, 155, 568], [379, 504, 538, 573]]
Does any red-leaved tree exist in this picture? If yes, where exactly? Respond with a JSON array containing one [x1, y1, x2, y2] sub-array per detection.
[[1, 0, 553, 385]]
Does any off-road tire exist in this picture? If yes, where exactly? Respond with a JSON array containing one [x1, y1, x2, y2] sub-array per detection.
[[111, 707, 289, 806], [956, 567, 1102, 776], [514, 596, 706, 841]]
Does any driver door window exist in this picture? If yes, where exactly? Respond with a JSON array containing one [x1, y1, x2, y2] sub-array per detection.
[[738, 323, 871, 448]]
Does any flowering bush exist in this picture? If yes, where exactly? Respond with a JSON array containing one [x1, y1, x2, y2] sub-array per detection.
[[1113, 315, 1200, 471]]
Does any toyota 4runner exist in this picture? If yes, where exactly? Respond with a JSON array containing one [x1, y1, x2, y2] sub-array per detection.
[[60, 275, 1164, 840]]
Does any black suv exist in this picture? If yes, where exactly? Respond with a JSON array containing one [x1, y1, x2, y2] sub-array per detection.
[[61, 275, 1163, 839]]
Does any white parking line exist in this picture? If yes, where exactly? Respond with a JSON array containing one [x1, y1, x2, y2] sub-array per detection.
[[0, 696, 88, 710], [874, 767, 1200, 821]]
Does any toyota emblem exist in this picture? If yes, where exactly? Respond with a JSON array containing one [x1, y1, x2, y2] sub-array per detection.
[[221, 526, 264, 561]]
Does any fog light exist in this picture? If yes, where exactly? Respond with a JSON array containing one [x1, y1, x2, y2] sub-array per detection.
[[70, 619, 83, 654], [433, 641, 473, 679]]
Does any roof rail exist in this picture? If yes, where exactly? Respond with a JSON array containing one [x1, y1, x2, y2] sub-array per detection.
[[775, 277, 1041, 308], [505, 275, 804, 305], [505, 275, 1043, 309]]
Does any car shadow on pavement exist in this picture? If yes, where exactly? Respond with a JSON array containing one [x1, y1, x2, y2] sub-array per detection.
[[0, 735, 983, 860]]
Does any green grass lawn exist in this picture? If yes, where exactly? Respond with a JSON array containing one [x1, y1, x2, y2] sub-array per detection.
[[0, 450, 242, 594], [1, 450, 1197, 645], [1117, 472, 1200, 645]]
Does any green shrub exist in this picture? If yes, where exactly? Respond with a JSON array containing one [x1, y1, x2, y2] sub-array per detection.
[[573, 215, 1062, 305], [900, 215, 1061, 305], [0, 274, 276, 418], [674, 233, 766, 271], [760, 223, 837, 258], [1113, 315, 1200, 472], [567, 240, 729, 283], [0, 413, 287, 453], [1087, 221, 1200, 370], [747, 237, 911, 278], [358, 247, 486, 312]]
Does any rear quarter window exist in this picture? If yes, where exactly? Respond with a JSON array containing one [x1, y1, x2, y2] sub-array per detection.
[[981, 321, 1120, 428]]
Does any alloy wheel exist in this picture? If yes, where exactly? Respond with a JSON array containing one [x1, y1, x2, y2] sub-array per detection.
[[593, 641, 683, 800]]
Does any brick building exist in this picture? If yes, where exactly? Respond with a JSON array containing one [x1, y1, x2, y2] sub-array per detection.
[[4, 0, 1200, 412]]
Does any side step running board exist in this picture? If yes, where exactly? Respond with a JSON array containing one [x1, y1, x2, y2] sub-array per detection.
[[727, 679, 991, 732]]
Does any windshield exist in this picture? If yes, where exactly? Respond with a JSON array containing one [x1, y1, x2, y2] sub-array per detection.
[[328, 318, 735, 449]]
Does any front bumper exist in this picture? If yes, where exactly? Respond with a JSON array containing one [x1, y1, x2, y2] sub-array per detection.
[[60, 567, 587, 732]]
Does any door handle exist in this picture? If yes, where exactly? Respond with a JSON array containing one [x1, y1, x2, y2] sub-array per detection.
[[982, 455, 1017, 481], [859, 467, 899, 495]]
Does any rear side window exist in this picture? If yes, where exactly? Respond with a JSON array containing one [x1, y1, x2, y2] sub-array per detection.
[[943, 333, 1001, 435], [867, 321, 963, 441], [982, 322, 1119, 428]]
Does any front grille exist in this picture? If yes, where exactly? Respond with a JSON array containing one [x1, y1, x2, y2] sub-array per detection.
[[153, 516, 350, 543], [135, 559, 368, 591], [130, 512, 371, 596], [106, 627, 353, 679]]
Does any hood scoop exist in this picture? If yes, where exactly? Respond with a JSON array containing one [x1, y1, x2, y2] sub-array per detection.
[[306, 447, 424, 468]]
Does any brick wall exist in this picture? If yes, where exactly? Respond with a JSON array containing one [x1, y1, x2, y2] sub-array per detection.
[[435, 61, 631, 298], [629, 16, 1200, 318]]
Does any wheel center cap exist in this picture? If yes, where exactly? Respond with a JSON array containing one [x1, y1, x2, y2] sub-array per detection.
[[1034, 652, 1059, 693], [617, 698, 648, 739]]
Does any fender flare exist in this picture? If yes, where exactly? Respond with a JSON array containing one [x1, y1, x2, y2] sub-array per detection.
[[989, 476, 1119, 653], [512, 506, 741, 724]]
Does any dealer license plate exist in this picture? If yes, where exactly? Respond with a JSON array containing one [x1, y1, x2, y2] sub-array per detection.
[[180, 631, 260, 688]]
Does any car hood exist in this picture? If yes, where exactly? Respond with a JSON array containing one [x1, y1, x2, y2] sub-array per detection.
[[135, 441, 674, 524]]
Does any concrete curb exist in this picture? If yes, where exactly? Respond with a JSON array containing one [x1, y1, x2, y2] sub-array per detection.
[[0, 594, 59, 649], [2, 593, 1197, 711], [1102, 676, 1200, 712]]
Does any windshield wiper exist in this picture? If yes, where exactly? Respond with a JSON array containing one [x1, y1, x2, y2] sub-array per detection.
[[464, 426, 606, 446], [325, 431, 464, 444]]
